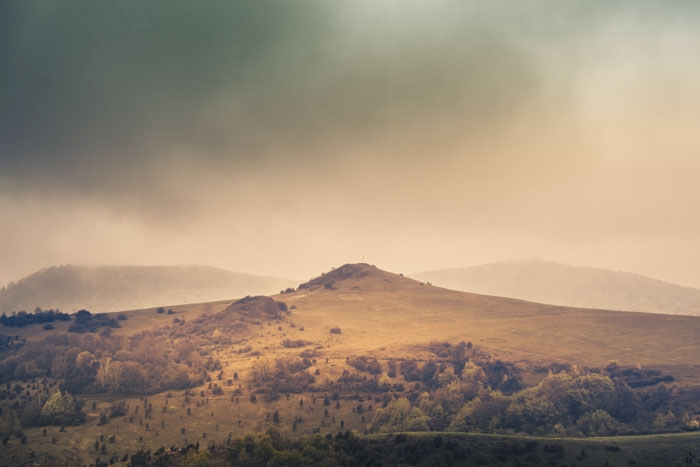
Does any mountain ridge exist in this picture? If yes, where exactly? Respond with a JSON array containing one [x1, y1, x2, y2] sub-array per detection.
[[411, 258, 700, 316], [0, 264, 296, 314]]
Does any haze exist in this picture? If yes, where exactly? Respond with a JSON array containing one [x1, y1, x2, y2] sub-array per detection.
[[2, 1, 700, 288]]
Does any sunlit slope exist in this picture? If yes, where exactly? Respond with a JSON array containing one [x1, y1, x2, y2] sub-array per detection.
[[279, 264, 700, 381], [0, 264, 295, 314], [413, 259, 700, 316]]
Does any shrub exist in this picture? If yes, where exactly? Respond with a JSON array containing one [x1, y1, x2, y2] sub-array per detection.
[[282, 339, 311, 349], [348, 356, 382, 375], [330, 326, 342, 335]]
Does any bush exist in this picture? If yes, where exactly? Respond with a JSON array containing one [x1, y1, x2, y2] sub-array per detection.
[[282, 339, 311, 349], [330, 326, 342, 335], [348, 356, 382, 375]]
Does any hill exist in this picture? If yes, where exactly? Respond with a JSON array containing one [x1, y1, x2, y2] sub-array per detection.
[[2, 263, 700, 465], [285, 263, 700, 380], [0, 264, 295, 314], [412, 258, 700, 316]]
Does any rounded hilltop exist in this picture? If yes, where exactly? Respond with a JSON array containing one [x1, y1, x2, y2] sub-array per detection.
[[222, 295, 288, 320], [297, 263, 418, 292]]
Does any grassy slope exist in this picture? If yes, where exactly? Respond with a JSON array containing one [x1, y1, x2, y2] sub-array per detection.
[[281, 264, 700, 384], [3, 263, 700, 464]]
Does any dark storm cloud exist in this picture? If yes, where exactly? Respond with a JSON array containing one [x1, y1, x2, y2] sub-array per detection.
[[3, 0, 698, 193], [1, 2, 328, 186], [3, 1, 700, 287], [0, 1, 551, 198]]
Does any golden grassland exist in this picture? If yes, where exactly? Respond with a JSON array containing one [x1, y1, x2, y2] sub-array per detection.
[[277, 265, 700, 384], [2, 263, 700, 464]]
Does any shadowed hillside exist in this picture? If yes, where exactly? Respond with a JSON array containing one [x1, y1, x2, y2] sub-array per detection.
[[412, 259, 700, 316], [0, 264, 295, 314]]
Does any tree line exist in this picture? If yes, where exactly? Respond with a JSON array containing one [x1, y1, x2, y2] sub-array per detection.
[[0, 308, 71, 328]]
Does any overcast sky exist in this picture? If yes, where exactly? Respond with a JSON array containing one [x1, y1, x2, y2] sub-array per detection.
[[2, 1, 700, 287]]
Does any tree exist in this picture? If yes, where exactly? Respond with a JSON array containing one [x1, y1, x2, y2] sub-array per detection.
[[575, 410, 619, 436], [40, 391, 84, 426], [368, 397, 429, 433], [448, 391, 510, 433]]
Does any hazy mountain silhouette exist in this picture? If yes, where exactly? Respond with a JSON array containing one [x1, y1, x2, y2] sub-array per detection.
[[0, 264, 295, 314], [412, 259, 700, 316]]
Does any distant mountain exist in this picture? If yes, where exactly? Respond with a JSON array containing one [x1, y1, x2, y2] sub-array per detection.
[[412, 259, 700, 316], [0, 264, 296, 314]]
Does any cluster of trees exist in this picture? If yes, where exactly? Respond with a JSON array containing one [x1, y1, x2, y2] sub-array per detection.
[[606, 363, 675, 388], [33, 390, 85, 427], [250, 357, 316, 396], [121, 429, 628, 467], [366, 363, 700, 436], [0, 328, 211, 395], [0, 308, 71, 328], [68, 310, 121, 333], [0, 298, 294, 400], [440, 371, 629, 435], [0, 378, 86, 428]]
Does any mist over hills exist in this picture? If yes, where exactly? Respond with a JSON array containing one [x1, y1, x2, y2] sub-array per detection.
[[0, 264, 295, 314], [412, 259, 700, 316]]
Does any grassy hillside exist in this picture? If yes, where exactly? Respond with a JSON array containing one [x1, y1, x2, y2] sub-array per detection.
[[0, 264, 296, 314], [412, 258, 700, 316], [286, 264, 700, 382], [2, 263, 700, 465]]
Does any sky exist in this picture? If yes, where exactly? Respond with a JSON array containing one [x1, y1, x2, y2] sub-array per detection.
[[2, 1, 700, 287]]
